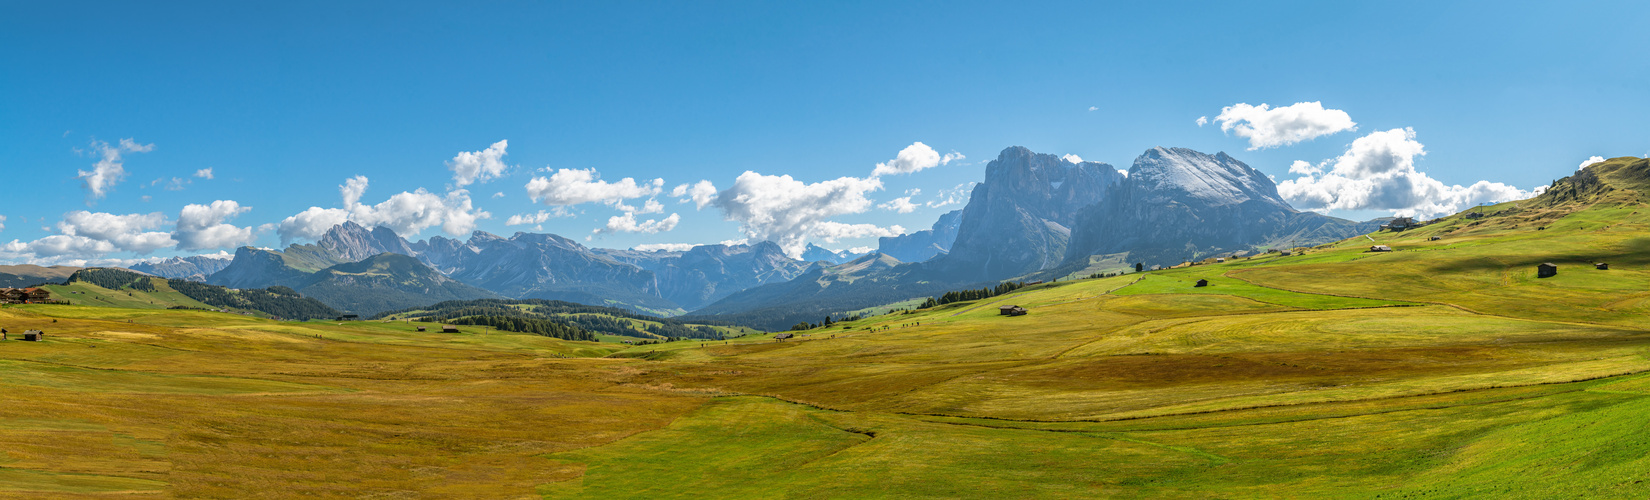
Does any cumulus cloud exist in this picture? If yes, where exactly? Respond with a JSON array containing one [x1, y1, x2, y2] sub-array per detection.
[[58, 211, 176, 254], [671, 180, 718, 209], [926, 182, 976, 208], [593, 212, 680, 235], [1088, 106, 1099, 112], [872, 142, 960, 177], [1196, 116, 1209, 127], [1214, 102, 1357, 150], [879, 197, 917, 213], [713, 171, 894, 258], [0, 211, 177, 263], [505, 208, 572, 226], [448, 140, 511, 187], [526, 168, 663, 207], [76, 138, 154, 202], [277, 176, 492, 243], [194, 168, 214, 179], [633, 243, 698, 252], [848, 246, 874, 254], [1579, 156, 1607, 169], [1277, 128, 1539, 218], [174, 200, 257, 251], [809, 221, 906, 242]]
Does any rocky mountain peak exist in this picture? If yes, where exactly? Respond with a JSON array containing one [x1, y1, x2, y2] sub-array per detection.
[[1129, 147, 1286, 209]]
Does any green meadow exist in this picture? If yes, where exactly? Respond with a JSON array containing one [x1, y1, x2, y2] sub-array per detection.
[[7, 157, 1650, 497]]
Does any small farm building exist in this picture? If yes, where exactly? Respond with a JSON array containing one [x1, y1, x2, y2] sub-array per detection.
[[441, 325, 460, 333], [415, 326, 427, 332], [337, 314, 359, 321], [1538, 263, 1558, 278], [1370, 245, 1393, 252], [22, 330, 43, 341], [775, 332, 795, 340], [1194, 279, 1209, 287], [1596, 263, 1609, 270], [1002, 306, 1028, 316]]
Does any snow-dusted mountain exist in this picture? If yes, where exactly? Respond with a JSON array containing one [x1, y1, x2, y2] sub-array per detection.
[[129, 255, 232, 282], [1062, 147, 1379, 268]]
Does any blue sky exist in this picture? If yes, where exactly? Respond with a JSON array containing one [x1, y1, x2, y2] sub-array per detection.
[[3, 1, 1647, 264]]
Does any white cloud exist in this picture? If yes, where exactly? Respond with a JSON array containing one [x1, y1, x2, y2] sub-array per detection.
[[58, 211, 175, 254], [505, 208, 572, 226], [492, 191, 505, 198], [194, 168, 214, 179], [712, 171, 887, 258], [0, 215, 5, 233], [633, 243, 698, 252], [594, 212, 680, 235], [809, 221, 906, 242], [872, 142, 955, 177], [639, 199, 665, 214], [1579, 156, 1607, 169], [448, 140, 511, 188], [1214, 102, 1357, 150], [670, 180, 718, 209], [925, 182, 976, 208], [1061, 154, 1083, 164], [719, 238, 749, 247], [1196, 116, 1209, 127], [174, 200, 256, 251], [1287, 160, 1321, 175], [879, 197, 917, 213], [277, 176, 491, 243], [163, 177, 189, 191], [526, 168, 663, 207], [1088, 106, 1099, 112], [848, 246, 874, 254], [1277, 128, 1539, 218], [76, 138, 153, 201]]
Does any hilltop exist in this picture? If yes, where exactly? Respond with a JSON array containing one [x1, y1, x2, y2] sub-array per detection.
[[6, 156, 1650, 496]]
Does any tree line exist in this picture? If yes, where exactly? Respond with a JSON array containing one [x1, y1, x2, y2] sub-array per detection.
[[432, 315, 596, 341], [918, 281, 1026, 309], [166, 279, 341, 320]]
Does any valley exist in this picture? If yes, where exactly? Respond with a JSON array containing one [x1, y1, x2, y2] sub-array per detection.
[[4, 157, 1650, 497]]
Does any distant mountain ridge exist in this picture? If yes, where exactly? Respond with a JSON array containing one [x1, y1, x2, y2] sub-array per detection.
[[1060, 147, 1381, 270], [202, 221, 813, 316], [689, 145, 1386, 330], [877, 209, 962, 263], [130, 255, 232, 282]]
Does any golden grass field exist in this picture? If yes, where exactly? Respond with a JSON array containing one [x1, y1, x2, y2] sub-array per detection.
[[6, 158, 1650, 498]]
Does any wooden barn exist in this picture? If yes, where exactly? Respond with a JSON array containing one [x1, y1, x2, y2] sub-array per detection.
[[416, 326, 427, 332], [1596, 263, 1609, 270], [22, 330, 44, 341], [1370, 245, 1393, 252], [774, 332, 795, 340], [1195, 279, 1209, 287], [441, 325, 460, 333], [1538, 263, 1558, 278]]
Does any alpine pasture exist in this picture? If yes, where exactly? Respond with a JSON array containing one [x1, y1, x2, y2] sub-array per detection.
[[7, 158, 1650, 498]]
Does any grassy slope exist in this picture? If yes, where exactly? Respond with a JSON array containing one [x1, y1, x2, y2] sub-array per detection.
[[8, 157, 1650, 497]]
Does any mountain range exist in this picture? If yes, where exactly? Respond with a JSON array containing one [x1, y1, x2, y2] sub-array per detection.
[[130, 145, 1388, 327]]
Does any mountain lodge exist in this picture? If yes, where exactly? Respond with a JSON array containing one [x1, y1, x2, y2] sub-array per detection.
[[0, 288, 52, 304]]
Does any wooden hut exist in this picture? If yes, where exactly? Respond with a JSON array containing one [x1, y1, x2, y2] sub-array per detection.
[[1537, 263, 1558, 278], [1370, 245, 1393, 252], [22, 330, 43, 341], [416, 326, 427, 332], [441, 325, 460, 333], [774, 332, 795, 340], [1004, 306, 1028, 316], [1194, 279, 1209, 287], [1595, 263, 1609, 270], [998, 305, 1019, 316]]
